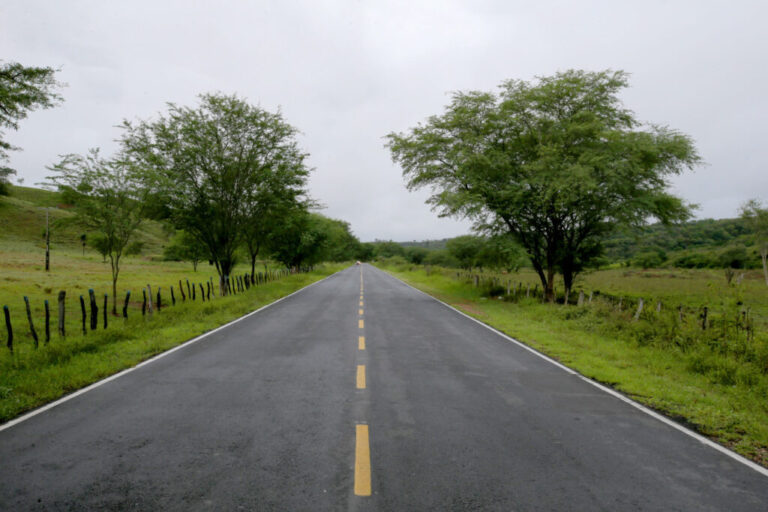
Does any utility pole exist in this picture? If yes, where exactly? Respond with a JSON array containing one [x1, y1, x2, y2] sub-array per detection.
[[45, 208, 50, 272]]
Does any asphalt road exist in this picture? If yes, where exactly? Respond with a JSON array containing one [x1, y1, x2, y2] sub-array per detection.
[[1, 264, 767, 511]]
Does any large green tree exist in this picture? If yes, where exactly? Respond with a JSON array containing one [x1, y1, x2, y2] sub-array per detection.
[[0, 61, 64, 194], [120, 93, 310, 293], [387, 70, 700, 301], [48, 149, 146, 314]]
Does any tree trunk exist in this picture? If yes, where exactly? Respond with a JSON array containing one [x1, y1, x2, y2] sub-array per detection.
[[762, 248, 768, 287], [545, 268, 556, 302]]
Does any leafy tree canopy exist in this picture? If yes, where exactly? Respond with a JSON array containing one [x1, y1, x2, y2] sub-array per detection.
[[0, 61, 64, 194], [387, 70, 700, 300], [120, 93, 310, 288]]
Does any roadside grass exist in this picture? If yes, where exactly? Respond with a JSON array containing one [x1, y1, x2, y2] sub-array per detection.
[[0, 263, 345, 423], [376, 263, 768, 467]]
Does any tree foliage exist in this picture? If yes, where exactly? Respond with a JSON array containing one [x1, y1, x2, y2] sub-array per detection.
[[740, 198, 768, 286], [47, 149, 145, 313], [0, 61, 64, 194], [387, 70, 700, 300], [120, 93, 310, 290]]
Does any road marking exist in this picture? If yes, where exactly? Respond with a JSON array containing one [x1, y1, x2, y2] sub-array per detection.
[[359, 308, 364, 316], [0, 269, 345, 434], [375, 266, 768, 479], [359, 300, 364, 307], [357, 365, 366, 389], [354, 424, 372, 496], [359, 319, 364, 329], [358, 336, 365, 350]]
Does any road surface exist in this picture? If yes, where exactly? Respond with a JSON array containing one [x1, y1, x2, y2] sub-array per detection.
[[1, 265, 766, 510]]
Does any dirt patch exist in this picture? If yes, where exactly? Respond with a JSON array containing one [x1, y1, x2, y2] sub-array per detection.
[[451, 302, 487, 318]]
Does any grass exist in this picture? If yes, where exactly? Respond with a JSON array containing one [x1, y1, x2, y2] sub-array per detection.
[[376, 262, 768, 467]]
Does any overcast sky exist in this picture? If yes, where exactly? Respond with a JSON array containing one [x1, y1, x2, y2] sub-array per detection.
[[2, 1, 767, 241]]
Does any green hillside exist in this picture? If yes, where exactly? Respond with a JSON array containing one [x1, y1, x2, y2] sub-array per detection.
[[0, 185, 172, 255]]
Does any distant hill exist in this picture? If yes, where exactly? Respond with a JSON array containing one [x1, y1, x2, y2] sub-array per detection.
[[0, 185, 172, 255], [396, 238, 451, 250]]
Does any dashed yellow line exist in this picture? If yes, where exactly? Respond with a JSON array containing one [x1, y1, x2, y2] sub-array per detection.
[[358, 336, 365, 350], [359, 319, 364, 329], [359, 300, 364, 307], [359, 308, 364, 316], [354, 424, 371, 496], [356, 365, 366, 389]]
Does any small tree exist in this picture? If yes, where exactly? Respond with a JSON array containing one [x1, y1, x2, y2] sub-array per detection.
[[48, 149, 145, 314], [740, 199, 768, 286], [163, 231, 207, 271], [0, 61, 64, 194]]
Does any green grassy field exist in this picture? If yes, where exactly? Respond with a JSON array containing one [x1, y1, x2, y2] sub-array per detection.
[[376, 262, 768, 467]]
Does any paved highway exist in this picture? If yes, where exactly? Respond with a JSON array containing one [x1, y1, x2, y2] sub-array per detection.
[[0, 265, 766, 510]]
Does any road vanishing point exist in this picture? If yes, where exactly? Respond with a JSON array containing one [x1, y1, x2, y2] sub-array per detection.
[[1, 265, 767, 511]]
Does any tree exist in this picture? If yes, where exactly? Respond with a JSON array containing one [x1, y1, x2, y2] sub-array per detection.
[[267, 211, 328, 269], [48, 149, 145, 314], [446, 235, 484, 270], [121, 93, 310, 293], [387, 70, 700, 301], [163, 230, 208, 271], [740, 198, 768, 286], [0, 62, 64, 194]]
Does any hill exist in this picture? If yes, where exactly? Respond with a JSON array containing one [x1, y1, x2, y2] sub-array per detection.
[[0, 185, 172, 255]]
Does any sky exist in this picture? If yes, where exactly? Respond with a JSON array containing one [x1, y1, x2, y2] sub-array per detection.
[[2, 0, 767, 242]]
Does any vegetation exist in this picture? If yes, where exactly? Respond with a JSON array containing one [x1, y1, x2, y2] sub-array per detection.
[[120, 93, 312, 290], [740, 199, 768, 285], [387, 70, 700, 301], [0, 61, 64, 194], [47, 149, 147, 314], [376, 262, 768, 466]]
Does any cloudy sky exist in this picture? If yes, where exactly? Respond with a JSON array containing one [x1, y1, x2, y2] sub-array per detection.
[[2, 1, 767, 241]]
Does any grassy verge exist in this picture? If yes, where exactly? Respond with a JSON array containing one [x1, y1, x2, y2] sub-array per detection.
[[376, 263, 768, 467], [0, 264, 345, 423]]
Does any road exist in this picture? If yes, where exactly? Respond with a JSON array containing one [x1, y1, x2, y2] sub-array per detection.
[[0, 264, 766, 511]]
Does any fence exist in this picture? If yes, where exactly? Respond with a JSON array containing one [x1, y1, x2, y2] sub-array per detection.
[[1, 268, 309, 353]]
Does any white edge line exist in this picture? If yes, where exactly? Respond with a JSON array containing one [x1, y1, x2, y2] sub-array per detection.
[[0, 268, 345, 433], [372, 265, 768, 479]]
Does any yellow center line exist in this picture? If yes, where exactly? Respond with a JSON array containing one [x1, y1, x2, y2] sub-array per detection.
[[359, 308, 364, 316], [358, 336, 365, 350], [354, 424, 372, 496], [359, 319, 364, 329], [359, 300, 364, 307], [356, 364, 366, 389]]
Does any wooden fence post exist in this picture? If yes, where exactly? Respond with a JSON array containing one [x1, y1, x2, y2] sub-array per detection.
[[170, 286, 176, 306], [3, 305, 12, 353], [206, 282, 211, 300], [88, 289, 97, 330], [577, 290, 584, 306], [44, 299, 50, 344], [24, 296, 39, 347], [123, 291, 131, 318], [588, 291, 593, 304], [156, 288, 161, 311], [656, 300, 662, 312], [199, 283, 205, 302], [57, 291, 66, 337], [103, 294, 108, 329], [186, 279, 191, 300], [191, 282, 196, 301], [701, 306, 708, 330], [146, 284, 154, 315], [79, 295, 87, 334], [142, 289, 147, 316], [179, 280, 186, 301], [634, 298, 644, 321]]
